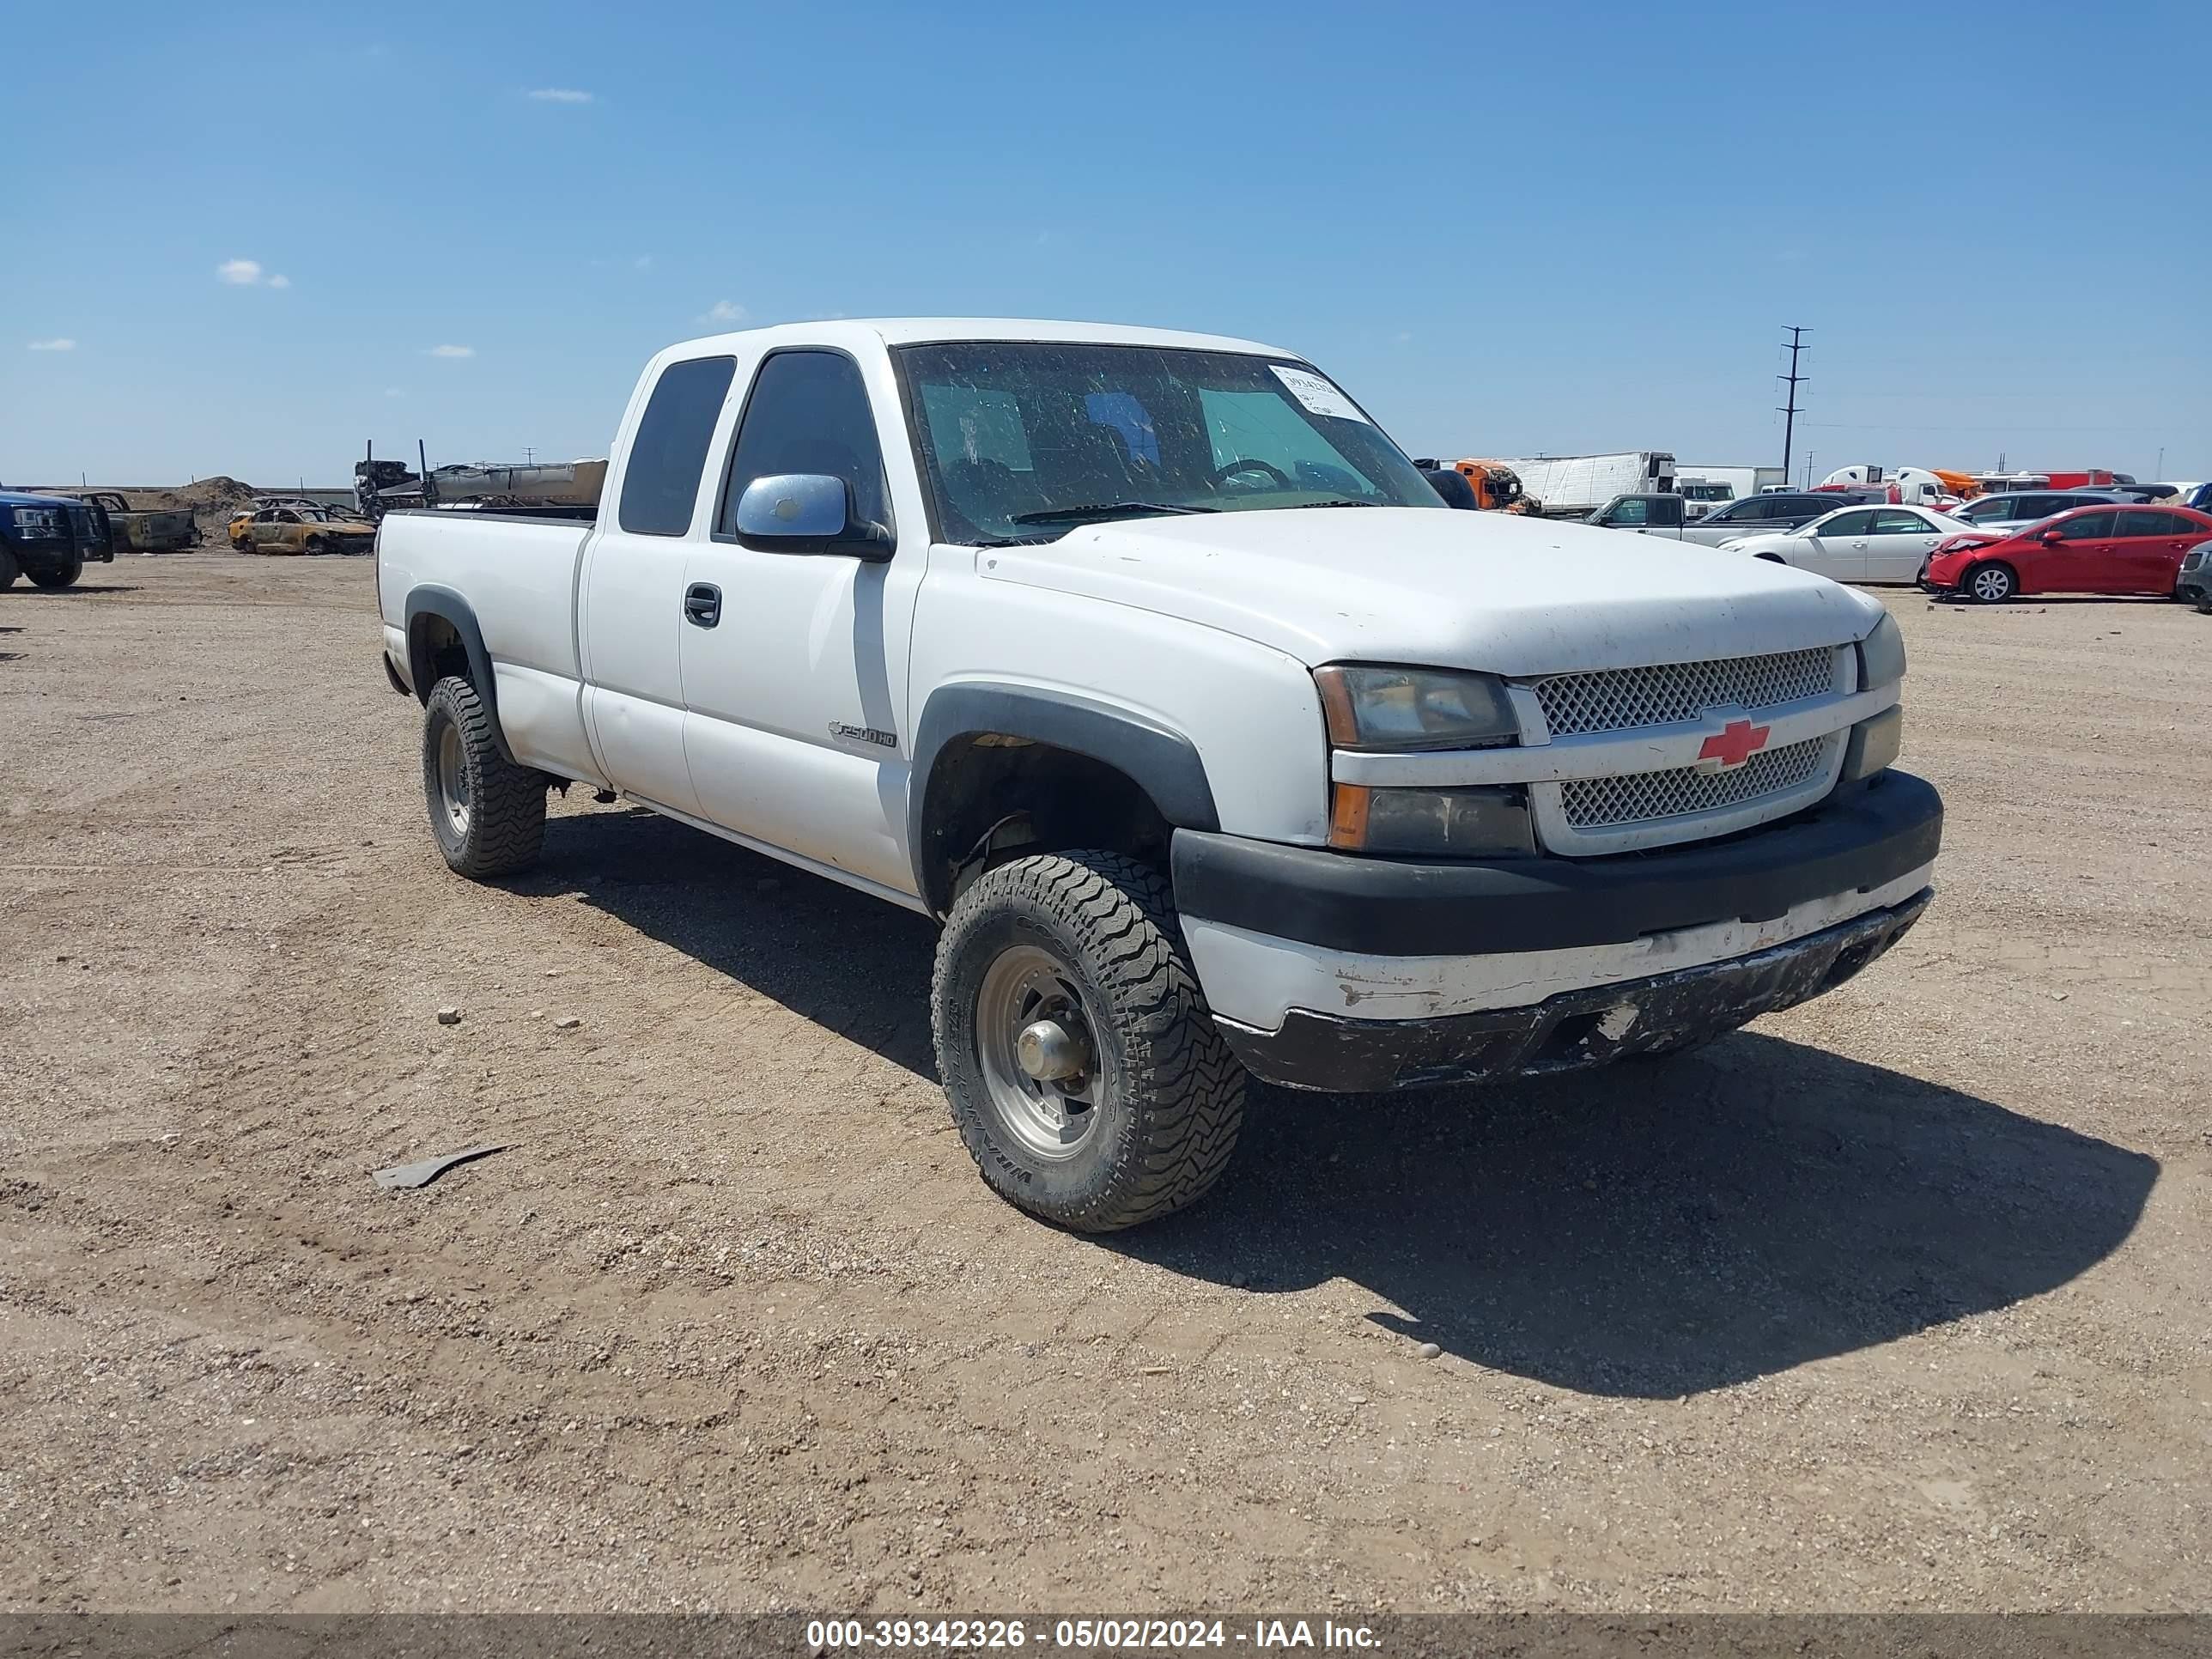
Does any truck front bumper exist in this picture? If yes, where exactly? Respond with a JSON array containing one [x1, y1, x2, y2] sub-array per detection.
[[1173, 769, 1942, 1093], [1212, 890, 1929, 1091]]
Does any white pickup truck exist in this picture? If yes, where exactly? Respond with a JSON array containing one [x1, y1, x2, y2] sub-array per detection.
[[376, 319, 1941, 1231]]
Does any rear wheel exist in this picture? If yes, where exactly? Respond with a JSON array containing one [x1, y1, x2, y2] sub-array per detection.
[[304, 535, 329, 556], [1966, 562, 2016, 603], [932, 850, 1245, 1231], [421, 675, 545, 878], [27, 557, 82, 590]]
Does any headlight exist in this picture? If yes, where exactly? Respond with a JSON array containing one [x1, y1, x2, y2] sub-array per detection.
[[1312, 665, 1518, 752], [8, 506, 63, 538], [1329, 784, 1535, 857], [1856, 612, 1906, 689]]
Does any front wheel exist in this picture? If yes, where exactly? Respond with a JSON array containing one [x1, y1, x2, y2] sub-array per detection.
[[1966, 562, 2017, 603], [0, 547, 16, 588], [421, 675, 545, 878], [932, 851, 1245, 1231], [27, 557, 82, 590]]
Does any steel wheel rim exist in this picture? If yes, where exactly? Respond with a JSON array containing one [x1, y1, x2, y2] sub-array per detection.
[[975, 943, 1106, 1162], [1973, 568, 2008, 600], [435, 721, 471, 837]]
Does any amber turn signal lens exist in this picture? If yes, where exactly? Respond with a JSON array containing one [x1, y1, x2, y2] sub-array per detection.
[[1328, 783, 1372, 849]]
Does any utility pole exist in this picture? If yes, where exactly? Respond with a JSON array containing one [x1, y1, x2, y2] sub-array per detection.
[[1778, 325, 1810, 484], [524, 447, 536, 467]]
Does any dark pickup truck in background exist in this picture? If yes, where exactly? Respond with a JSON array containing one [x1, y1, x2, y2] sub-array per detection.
[[0, 489, 114, 589]]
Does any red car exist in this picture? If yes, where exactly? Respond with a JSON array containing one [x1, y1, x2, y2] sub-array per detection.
[[1918, 502, 2212, 602]]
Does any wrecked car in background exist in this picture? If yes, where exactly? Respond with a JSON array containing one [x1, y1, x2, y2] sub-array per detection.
[[73, 491, 198, 552], [231, 501, 376, 555]]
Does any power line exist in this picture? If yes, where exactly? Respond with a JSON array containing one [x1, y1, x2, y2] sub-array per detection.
[[1778, 326, 1810, 483]]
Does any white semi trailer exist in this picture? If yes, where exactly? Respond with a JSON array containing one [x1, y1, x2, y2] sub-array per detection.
[[1491, 453, 1677, 518]]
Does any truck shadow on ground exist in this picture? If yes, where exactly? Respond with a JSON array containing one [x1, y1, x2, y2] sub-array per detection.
[[538, 805, 2158, 1401]]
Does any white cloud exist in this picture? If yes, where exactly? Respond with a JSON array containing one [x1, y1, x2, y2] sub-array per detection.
[[426, 344, 476, 358], [217, 258, 264, 285], [28, 337, 76, 352], [633, 254, 653, 270], [528, 87, 593, 103], [702, 300, 746, 325], [268, 273, 292, 289]]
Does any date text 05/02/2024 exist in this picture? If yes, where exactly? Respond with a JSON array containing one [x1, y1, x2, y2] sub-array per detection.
[[805, 1619, 1381, 1650]]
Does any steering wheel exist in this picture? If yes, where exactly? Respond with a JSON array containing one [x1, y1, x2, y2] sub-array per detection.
[[1208, 457, 1291, 489]]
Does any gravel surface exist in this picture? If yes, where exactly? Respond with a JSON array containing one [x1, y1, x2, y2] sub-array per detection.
[[2, 555, 2207, 1613]]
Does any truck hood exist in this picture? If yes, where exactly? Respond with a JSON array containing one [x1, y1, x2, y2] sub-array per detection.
[[977, 507, 1884, 677]]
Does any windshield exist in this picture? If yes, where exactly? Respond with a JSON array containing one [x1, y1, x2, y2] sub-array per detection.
[[896, 342, 1439, 544]]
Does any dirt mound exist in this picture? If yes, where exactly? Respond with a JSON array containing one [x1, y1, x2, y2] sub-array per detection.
[[170, 476, 260, 511]]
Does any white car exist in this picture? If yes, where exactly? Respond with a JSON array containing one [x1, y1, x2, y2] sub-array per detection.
[[374, 317, 1939, 1232], [1721, 504, 1978, 584]]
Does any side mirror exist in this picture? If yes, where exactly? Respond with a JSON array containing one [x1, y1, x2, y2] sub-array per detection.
[[2039, 527, 2065, 545], [732, 473, 893, 559]]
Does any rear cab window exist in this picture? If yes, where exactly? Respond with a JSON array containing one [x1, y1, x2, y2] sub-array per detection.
[[619, 356, 738, 536]]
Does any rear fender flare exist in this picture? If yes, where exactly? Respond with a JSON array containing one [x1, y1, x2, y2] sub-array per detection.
[[404, 585, 515, 763]]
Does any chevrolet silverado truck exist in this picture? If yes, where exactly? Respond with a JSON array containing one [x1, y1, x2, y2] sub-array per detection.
[[375, 319, 1941, 1231]]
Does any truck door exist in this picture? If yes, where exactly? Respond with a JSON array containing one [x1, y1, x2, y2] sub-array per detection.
[[579, 354, 738, 817], [678, 348, 921, 898]]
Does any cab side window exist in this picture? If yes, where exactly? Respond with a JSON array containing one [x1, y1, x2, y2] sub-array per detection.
[[1603, 497, 1650, 526], [1818, 509, 1880, 537], [620, 356, 737, 537], [2118, 510, 2183, 538], [719, 350, 890, 535], [1871, 510, 1929, 535]]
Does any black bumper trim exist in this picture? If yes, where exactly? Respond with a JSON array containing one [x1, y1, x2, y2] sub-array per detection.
[[1172, 769, 1941, 958], [1218, 887, 1932, 1093]]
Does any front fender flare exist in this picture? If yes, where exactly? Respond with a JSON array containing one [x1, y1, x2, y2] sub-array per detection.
[[907, 683, 1219, 913]]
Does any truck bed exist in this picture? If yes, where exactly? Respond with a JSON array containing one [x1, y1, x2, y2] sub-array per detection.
[[375, 509, 599, 783]]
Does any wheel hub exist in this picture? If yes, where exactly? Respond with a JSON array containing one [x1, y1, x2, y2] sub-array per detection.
[[975, 945, 1106, 1161], [1016, 1018, 1089, 1082], [435, 722, 471, 836]]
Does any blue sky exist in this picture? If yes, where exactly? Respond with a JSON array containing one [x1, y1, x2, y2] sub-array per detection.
[[7, 0, 2209, 486]]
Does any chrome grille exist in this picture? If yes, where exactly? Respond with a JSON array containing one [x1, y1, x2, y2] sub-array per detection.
[[1534, 647, 1835, 738], [1559, 735, 1831, 830]]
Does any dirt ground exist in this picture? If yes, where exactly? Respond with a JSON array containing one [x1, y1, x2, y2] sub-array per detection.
[[3, 553, 2207, 1614]]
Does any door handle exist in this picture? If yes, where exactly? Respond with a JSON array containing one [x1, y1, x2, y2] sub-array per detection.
[[684, 583, 721, 628]]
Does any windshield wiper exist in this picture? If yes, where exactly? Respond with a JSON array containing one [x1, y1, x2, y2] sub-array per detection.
[[1010, 501, 1219, 526], [1286, 498, 1380, 508]]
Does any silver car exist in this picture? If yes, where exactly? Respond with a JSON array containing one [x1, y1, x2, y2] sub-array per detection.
[[1948, 489, 2128, 536]]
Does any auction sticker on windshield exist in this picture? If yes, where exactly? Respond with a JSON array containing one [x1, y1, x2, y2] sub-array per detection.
[[1269, 365, 1370, 422]]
